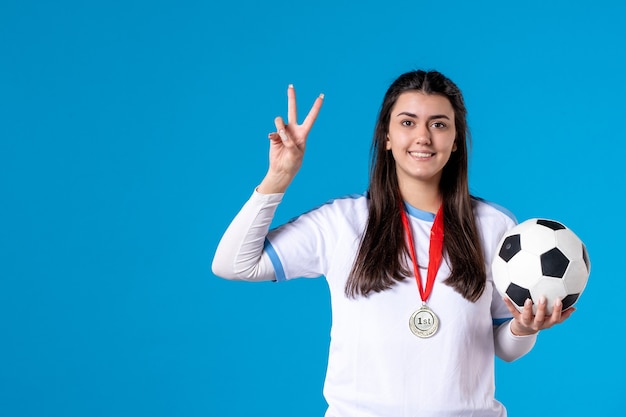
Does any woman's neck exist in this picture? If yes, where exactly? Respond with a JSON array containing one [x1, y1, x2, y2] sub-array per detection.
[[399, 181, 442, 214]]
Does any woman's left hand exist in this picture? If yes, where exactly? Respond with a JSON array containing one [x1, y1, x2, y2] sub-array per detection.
[[504, 296, 575, 336]]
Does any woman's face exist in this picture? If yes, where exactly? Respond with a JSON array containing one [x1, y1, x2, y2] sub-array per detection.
[[386, 91, 457, 192]]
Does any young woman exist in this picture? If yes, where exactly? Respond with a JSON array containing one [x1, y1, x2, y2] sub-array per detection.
[[212, 70, 574, 417]]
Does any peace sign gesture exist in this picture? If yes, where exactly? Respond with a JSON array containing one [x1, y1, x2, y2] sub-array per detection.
[[257, 85, 324, 194]]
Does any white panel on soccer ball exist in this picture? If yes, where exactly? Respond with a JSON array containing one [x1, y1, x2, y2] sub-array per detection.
[[530, 277, 568, 314], [492, 257, 511, 297], [506, 251, 542, 289], [563, 258, 590, 294], [520, 224, 557, 256], [554, 228, 584, 260], [511, 219, 539, 234]]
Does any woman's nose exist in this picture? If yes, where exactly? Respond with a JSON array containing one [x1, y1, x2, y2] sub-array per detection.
[[415, 125, 431, 145]]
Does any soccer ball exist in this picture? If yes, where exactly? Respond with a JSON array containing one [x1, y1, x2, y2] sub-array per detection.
[[492, 218, 590, 314]]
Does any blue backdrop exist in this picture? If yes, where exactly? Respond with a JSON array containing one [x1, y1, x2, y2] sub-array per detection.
[[1, 0, 623, 415]]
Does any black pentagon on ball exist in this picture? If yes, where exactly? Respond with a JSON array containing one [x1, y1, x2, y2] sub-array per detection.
[[562, 293, 580, 310], [540, 247, 570, 278], [582, 244, 591, 273], [506, 282, 531, 308], [499, 234, 521, 262], [537, 219, 566, 231]]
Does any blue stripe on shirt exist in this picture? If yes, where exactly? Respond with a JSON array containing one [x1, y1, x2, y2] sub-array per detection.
[[493, 317, 512, 326], [264, 239, 286, 282]]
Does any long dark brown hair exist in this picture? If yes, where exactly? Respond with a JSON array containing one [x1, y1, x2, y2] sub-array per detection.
[[345, 70, 486, 302]]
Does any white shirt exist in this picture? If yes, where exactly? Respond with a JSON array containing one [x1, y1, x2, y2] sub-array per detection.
[[212, 191, 537, 417]]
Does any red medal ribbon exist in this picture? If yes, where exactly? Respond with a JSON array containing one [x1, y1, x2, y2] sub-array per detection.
[[400, 202, 445, 304]]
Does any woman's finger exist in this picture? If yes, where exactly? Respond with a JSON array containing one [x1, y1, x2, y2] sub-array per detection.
[[268, 132, 281, 143], [533, 296, 548, 325], [278, 129, 290, 143], [287, 84, 297, 125], [274, 116, 286, 132], [273, 116, 293, 145], [517, 298, 535, 328], [559, 307, 576, 322], [503, 297, 520, 317], [543, 299, 563, 328], [302, 93, 325, 130], [551, 299, 562, 321]]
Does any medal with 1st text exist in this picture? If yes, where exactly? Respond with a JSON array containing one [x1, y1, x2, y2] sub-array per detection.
[[400, 202, 445, 339], [409, 304, 439, 338]]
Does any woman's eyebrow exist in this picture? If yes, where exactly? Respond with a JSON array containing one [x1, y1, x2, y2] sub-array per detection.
[[395, 111, 451, 120]]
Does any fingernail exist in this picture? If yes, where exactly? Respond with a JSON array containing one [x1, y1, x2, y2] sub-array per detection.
[[539, 296, 547, 305], [288, 84, 294, 88], [278, 129, 288, 142], [525, 298, 532, 307], [554, 298, 562, 308], [319, 93, 325, 99]]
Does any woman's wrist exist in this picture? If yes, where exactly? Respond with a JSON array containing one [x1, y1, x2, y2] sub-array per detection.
[[257, 171, 294, 194], [509, 319, 539, 337]]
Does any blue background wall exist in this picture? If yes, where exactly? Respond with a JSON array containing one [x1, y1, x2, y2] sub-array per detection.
[[1, 0, 623, 415]]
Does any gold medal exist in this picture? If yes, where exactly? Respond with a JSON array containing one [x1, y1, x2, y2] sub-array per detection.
[[409, 305, 439, 338]]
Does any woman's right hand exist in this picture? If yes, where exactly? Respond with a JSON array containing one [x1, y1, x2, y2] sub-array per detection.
[[257, 84, 324, 194]]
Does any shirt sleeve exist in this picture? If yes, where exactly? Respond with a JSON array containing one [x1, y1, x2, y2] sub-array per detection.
[[493, 320, 538, 362], [211, 190, 284, 281], [265, 198, 338, 282]]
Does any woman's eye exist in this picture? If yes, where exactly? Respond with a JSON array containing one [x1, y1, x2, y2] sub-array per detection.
[[401, 120, 413, 127], [432, 122, 446, 128]]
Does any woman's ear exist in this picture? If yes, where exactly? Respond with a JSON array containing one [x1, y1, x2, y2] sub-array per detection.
[[386, 134, 391, 150]]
